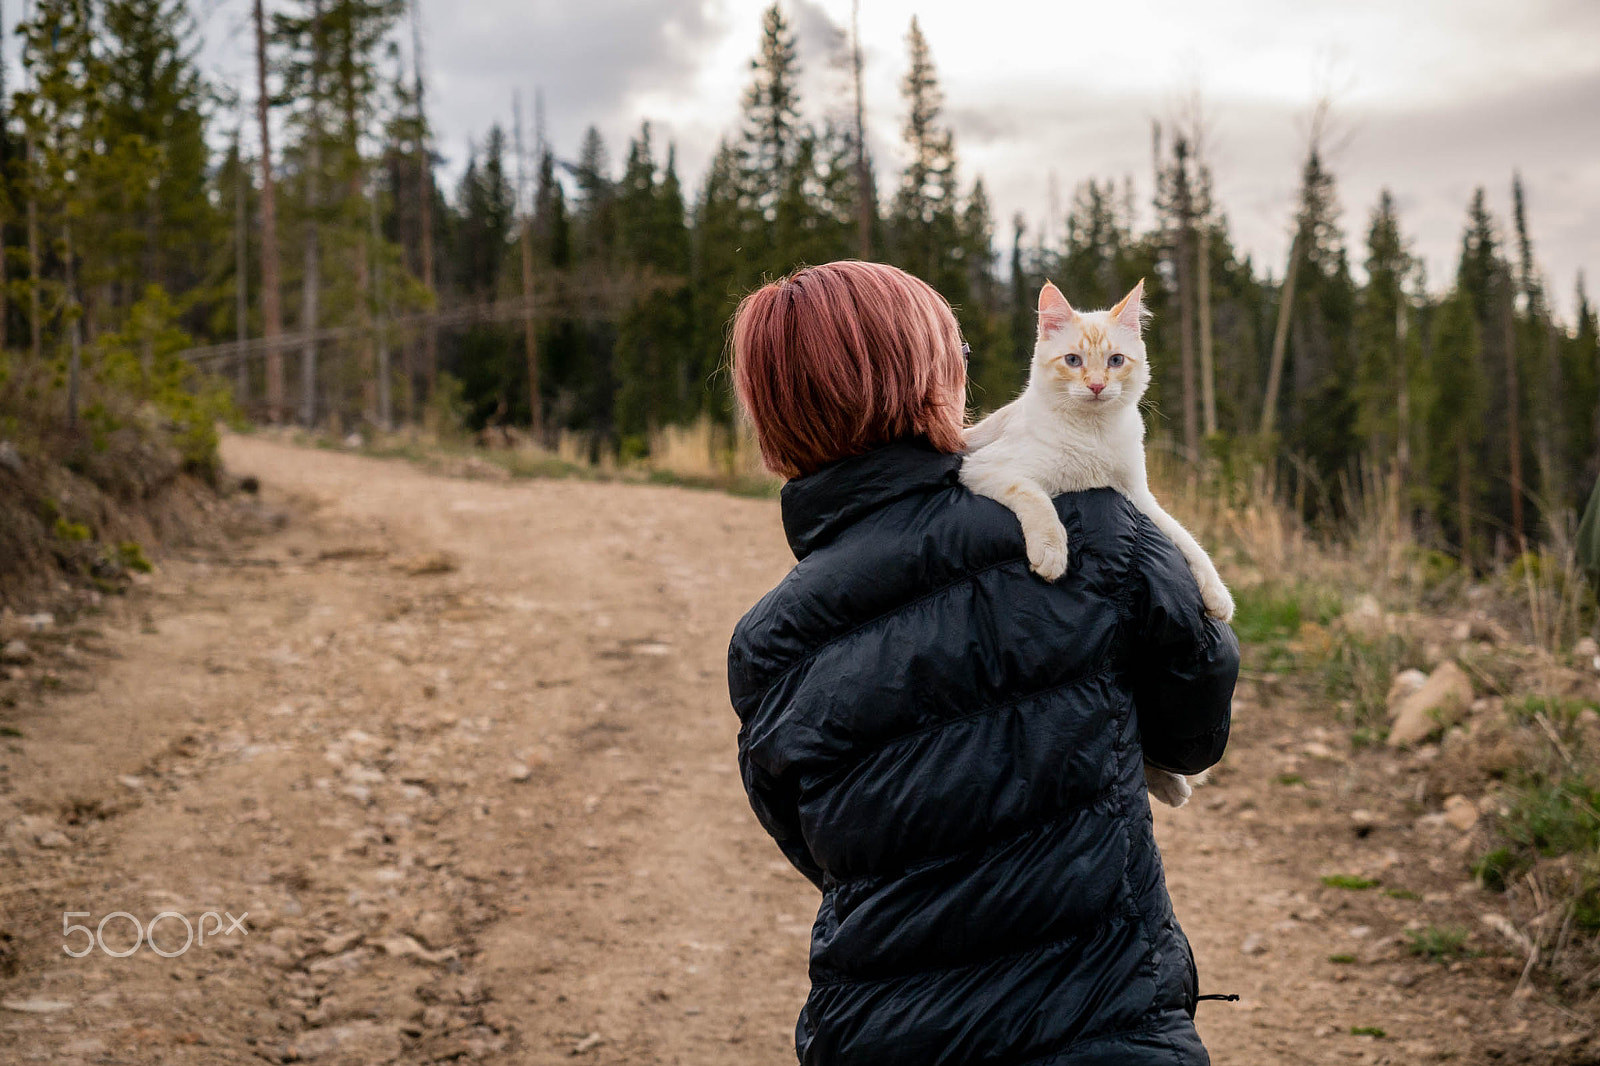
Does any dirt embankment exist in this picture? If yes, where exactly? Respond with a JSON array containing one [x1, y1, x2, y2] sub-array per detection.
[[0, 435, 1593, 1065]]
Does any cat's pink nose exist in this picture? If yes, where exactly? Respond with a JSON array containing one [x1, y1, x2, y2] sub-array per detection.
[[1088, 383, 1105, 395]]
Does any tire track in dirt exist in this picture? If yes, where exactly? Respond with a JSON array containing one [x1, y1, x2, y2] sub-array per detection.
[[0, 434, 1587, 1064]]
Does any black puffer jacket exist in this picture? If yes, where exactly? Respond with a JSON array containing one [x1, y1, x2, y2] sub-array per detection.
[[728, 440, 1239, 1065]]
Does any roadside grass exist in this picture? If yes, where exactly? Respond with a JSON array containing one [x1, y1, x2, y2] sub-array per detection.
[[1321, 874, 1380, 890], [1404, 925, 1476, 961]]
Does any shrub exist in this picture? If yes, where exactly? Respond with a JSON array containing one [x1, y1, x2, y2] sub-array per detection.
[[1404, 925, 1473, 961]]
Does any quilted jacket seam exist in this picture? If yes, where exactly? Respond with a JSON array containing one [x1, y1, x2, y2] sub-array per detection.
[[1004, 1014, 1199, 1066], [811, 663, 1119, 780], [825, 778, 1122, 890], [808, 891, 1129, 989], [747, 555, 1023, 697]]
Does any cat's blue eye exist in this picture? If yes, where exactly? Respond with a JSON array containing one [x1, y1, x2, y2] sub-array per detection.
[[1064, 354, 1083, 367], [1108, 354, 1126, 368]]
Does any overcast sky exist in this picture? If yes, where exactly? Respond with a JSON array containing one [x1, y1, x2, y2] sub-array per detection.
[[191, 0, 1600, 318]]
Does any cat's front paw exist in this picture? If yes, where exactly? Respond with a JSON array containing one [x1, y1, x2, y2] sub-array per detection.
[[1027, 529, 1069, 582], [1201, 578, 1235, 623], [1144, 765, 1192, 808]]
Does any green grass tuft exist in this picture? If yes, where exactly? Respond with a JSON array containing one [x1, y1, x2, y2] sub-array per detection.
[[1321, 874, 1379, 890], [1404, 925, 1474, 961]]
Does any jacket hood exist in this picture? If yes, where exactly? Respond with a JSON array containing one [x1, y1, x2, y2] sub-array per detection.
[[779, 438, 963, 561]]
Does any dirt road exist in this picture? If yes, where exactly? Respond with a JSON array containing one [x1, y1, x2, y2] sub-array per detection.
[[0, 435, 1588, 1064]]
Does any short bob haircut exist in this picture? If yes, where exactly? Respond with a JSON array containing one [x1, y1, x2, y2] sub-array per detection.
[[731, 260, 966, 479]]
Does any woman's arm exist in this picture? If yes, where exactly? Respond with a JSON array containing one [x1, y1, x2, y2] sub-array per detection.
[[739, 748, 826, 891], [1127, 516, 1239, 775]]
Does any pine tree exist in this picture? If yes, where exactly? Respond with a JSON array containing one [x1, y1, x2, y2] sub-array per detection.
[[959, 178, 1009, 407], [1354, 190, 1415, 474], [1007, 213, 1034, 383], [1273, 145, 1357, 505], [888, 16, 961, 301], [453, 128, 513, 296], [100, 0, 214, 312], [691, 140, 746, 422], [572, 125, 616, 266], [1568, 275, 1600, 486], [738, 3, 802, 250], [1510, 173, 1566, 522], [17, 0, 105, 423], [615, 126, 692, 444], [1155, 137, 1201, 457], [1429, 286, 1489, 565]]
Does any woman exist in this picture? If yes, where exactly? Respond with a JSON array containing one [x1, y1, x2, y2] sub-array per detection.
[[727, 260, 1238, 1065]]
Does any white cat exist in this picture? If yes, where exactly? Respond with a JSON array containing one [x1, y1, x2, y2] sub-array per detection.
[[960, 279, 1233, 808]]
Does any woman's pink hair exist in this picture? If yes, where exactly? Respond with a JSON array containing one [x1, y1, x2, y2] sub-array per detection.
[[730, 260, 966, 479]]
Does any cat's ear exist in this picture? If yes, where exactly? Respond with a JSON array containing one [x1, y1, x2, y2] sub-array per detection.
[[1110, 278, 1147, 331], [1037, 281, 1075, 337]]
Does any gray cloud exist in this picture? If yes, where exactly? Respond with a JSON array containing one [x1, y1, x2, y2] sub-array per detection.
[[422, 0, 730, 179], [943, 67, 1600, 317]]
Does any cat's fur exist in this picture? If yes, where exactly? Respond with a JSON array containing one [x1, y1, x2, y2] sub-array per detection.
[[959, 279, 1233, 808]]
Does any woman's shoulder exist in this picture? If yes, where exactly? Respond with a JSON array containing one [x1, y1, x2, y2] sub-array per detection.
[[728, 482, 1147, 707]]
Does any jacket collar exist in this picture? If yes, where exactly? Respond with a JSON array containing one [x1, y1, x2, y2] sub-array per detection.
[[780, 438, 963, 560]]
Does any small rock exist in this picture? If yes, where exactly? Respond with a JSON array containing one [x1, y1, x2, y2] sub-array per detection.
[[377, 935, 457, 966], [35, 829, 71, 849], [20, 613, 53, 633], [573, 1032, 605, 1054], [1386, 669, 1429, 718], [1576, 636, 1599, 660], [0, 441, 21, 472], [508, 763, 534, 783], [117, 775, 145, 791], [1343, 595, 1385, 639], [1349, 809, 1378, 832], [1240, 932, 1267, 956], [395, 552, 458, 576], [407, 911, 453, 950], [321, 931, 363, 955], [1, 997, 72, 1013], [1443, 794, 1479, 832], [288, 1021, 400, 1062], [0, 639, 32, 665], [1387, 662, 1474, 748]]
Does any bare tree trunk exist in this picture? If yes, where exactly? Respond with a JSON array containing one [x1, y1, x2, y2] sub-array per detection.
[[234, 130, 249, 403], [25, 124, 41, 363], [1260, 231, 1301, 438], [1539, 316, 1562, 514], [370, 186, 390, 430], [1394, 286, 1411, 534], [1501, 268, 1524, 550], [411, 0, 437, 405], [299, 0, 326, 429], [353, 178, 375, 426], [512, 91, 540, 439], [254, 0, 285, 423], [1457, 437, 1472, 570], [63, 225, 80, 429], [302, 157, 321, 429], [1197, 220, 1216, 438], [1176, 220, 1198, 458], [520, 220, 539, 438], [851, 0, 871, 260]]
